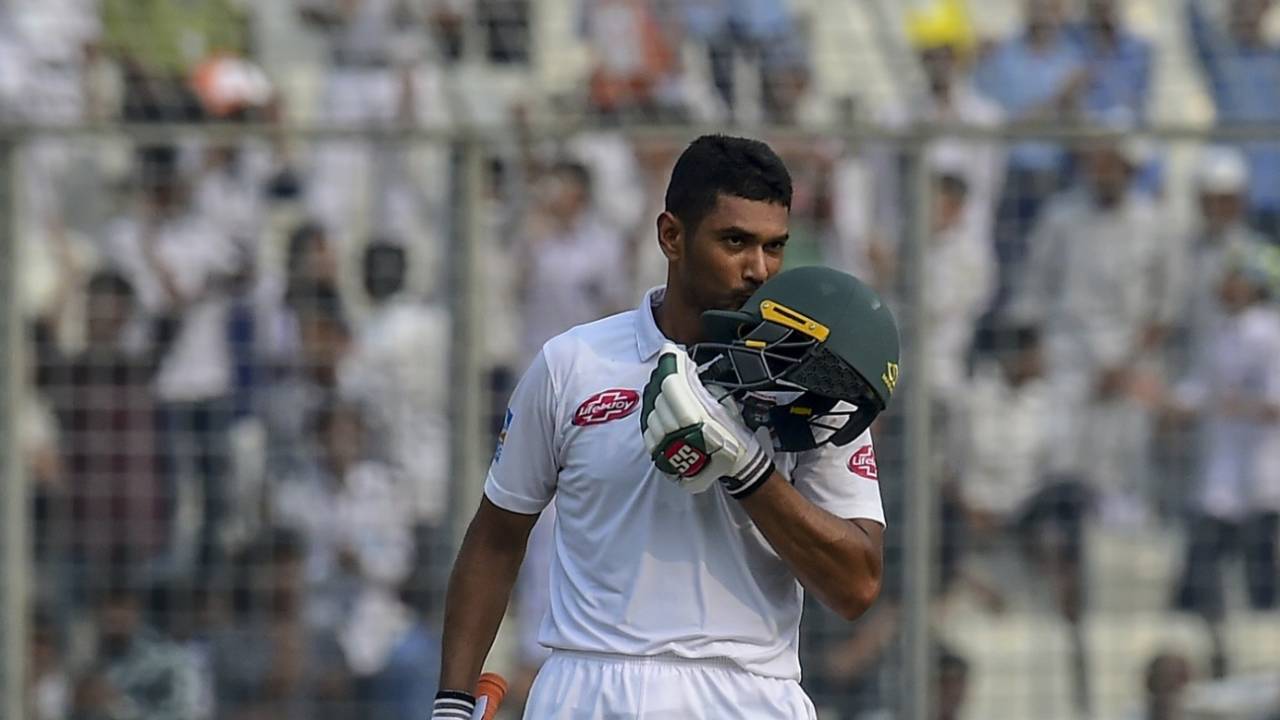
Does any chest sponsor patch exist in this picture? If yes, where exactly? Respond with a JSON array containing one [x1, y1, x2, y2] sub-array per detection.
[[847, 444, 878, 480], [572, 389, 640, 426]]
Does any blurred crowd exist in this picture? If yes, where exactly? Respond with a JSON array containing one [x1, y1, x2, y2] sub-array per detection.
[[5, 0, 1280, 718]]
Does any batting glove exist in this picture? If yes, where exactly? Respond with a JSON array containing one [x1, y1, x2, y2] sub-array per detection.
[[433, 691, 498, 720], [640, 342, 775, 498]]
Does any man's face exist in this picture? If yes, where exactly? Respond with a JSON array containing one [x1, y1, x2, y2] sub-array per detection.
[[1218, 269, 1260, 310], [937, 667, 969, 717], [1086, 0, 1118, 28], [1025, 0, 1065, 33], [323, 407, 364, 472], [544, 172, 589, 222], [271, 557, 304, 615], [97, 598, 139, 659], [920, 46, 957, 94], [1084, 145, 1132, 205], [661, 195, 789, 313], [932, 177, 968, 231], [296, 236, 337, 285], [299, 315, 347, 380], [86, 290, 133, 346], [1201, 191, 1245, 231], [1231, 0, 1272, 41]]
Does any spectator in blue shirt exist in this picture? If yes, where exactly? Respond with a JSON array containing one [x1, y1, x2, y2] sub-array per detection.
[[1070, 0, 1154, 121], [973, 0, 1086, 322], [1188, 0, 1280, 240], [1065, 2, 1164, 195], [975, 0, 1086, 173], [678, 0, 804, 122]]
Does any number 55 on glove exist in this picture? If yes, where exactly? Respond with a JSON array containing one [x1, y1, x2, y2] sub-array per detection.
[[640, 343, 775, 498]]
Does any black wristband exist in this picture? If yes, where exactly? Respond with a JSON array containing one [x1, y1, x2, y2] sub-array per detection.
[[432, 690, 477, 719], [720, 448, 775, 499]]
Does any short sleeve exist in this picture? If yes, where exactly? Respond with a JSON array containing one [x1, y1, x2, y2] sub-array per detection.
[[789, 429, 886, 526], [484, 348, 560, 514]]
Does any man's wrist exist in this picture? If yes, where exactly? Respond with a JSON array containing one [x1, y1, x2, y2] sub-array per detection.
[[432, 690, 477, 719], [719, 449, 775, 499]]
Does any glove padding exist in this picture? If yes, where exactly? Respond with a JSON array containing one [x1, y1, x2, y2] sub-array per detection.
[[640, 342, 775, 498]]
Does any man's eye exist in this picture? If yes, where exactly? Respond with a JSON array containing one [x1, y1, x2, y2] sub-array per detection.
[[724, 235, 746, 247]]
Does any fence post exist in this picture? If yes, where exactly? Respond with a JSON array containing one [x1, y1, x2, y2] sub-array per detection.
[[899, 137, 935, 720], [449, 136, 488, 545], [0, 134, 27, 720]]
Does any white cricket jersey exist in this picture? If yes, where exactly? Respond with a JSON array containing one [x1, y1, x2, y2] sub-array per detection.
[[1176, 305, 1280, 518], [485, 287, 886, 681]]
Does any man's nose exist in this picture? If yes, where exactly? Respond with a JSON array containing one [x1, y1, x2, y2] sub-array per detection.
[[742, 246, 768, 283]]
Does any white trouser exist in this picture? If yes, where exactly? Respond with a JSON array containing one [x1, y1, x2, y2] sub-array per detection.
[[522, 649, 817, 719]]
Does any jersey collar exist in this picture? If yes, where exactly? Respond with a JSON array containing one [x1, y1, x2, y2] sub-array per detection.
[[635, 286, 669, 361]]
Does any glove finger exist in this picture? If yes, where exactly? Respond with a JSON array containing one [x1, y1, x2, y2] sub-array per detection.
[[699, 417, 734, 456], [661, 371, 708, 428], [643, 419, 669, 453], [641, 387, 674, 452], [651, 392, 688, 438]]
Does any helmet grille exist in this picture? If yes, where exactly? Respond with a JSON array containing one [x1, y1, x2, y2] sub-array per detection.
[[787, 347, 881, 407]]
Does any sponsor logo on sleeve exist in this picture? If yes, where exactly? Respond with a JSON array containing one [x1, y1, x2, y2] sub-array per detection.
[[847, 444, 878, 480], [572, 389, 641, 426], [492, 409, 513, 463]]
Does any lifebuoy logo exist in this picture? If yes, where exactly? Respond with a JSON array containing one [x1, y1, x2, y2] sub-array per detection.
[[847, 444, 878, 480], [573, 389, 641, 426]]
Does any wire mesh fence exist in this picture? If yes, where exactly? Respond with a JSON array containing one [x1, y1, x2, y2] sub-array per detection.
[[3, 1, 1280, 720]]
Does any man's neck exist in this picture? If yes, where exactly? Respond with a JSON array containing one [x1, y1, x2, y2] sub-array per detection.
[[930, 82, 953, 108], [653, 282, 705, 346]]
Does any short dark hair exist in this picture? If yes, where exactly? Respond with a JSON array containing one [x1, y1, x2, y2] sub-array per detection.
[[936, 173, 969, 198], [552, 159, 592, 193], [287, 221, 327, 273], [363, 239, 407, 301], [664, 135, 792, 233], [937, 647, 970, 677], [978, 323, 1041, 355], [87, 269, 135, 301]]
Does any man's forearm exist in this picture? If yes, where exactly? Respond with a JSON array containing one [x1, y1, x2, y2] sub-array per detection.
[[739, 473, 883, 620], [438, 503, 535, 692]]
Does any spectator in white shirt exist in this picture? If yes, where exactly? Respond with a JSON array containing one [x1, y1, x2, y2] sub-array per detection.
[[959, 323, 1095, 714], [924, 159, 997, 408], [27, 610, 70, 720], [104, 145, 245, 574], [1173, 146, 1272, 373], [272, 399, 415, 673], [345, 240, 452, 531], [854, 1, 1004, 272], [1012, 137, 1178, 527], [260, 281, 354, 478], [300, 0, 435, 253], [1148, 245, 1280, 678], [515, 160, 631, 367]]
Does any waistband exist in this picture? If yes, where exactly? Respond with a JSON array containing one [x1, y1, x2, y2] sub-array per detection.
[[549, 649, 746, 673]]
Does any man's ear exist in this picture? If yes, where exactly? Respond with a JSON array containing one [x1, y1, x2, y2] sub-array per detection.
[[657, 211, 684, 262]]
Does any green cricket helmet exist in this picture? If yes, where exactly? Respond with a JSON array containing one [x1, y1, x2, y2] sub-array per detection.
[[691, 265, 900, 452]]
